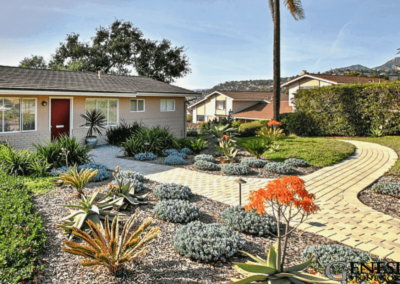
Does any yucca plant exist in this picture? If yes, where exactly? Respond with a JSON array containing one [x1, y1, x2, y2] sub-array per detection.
[[99, 166, 147, 207], [61, 214, 160, 274], [239, 138, 271, 158], [56, 165, 98, 197], [59, 188, 126, 240], [80, 109, 107, 138]]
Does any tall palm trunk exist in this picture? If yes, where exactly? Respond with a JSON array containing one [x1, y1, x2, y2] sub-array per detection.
[[272, 0, 281, 121]]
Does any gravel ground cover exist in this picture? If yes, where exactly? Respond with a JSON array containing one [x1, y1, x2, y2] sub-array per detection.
[[359, 176, 400, 219], [33, 178, 342, 283]]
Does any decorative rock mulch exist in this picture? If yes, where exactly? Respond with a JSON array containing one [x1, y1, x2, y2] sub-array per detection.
[[359, 176, 400, 219], [33, 178, 339, 283]]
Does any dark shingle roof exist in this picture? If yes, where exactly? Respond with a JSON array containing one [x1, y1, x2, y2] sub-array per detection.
[[0, 65, 196, 95]]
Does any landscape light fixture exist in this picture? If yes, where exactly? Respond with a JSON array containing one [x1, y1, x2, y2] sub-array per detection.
[[41, 101, 47, 106], [234, 178, 247, 206], [144, 142, 150, 154]]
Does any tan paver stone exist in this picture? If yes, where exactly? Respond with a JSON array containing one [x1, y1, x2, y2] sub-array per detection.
[[355, 242, 379, 252], [370, 247, 396, 258]]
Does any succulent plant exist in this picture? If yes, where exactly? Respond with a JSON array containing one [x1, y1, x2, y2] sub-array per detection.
[[59, 188, 125, 240], [115, 170, 144, 181], [153, 183, 193, 200], [371, 181, 400, 197], [78, 163, 111, 182], [221, 163, 252, 175], [162, 149, 179, 156], [194, 160, 220, 171], [172, 221, 245, 262], [164, 155, 186, 165], [264, 162, 294, 174], [134, 152, 157, 161], [194, 154, 215, 163], [240, 157, 268, 168], [62, 214, 160, 274], [154, 200, 200, 223], [55, 165, 98, 197], [284, 158, 310, 167], [222, 206, 277, 236], [180, 148, 192, 155]]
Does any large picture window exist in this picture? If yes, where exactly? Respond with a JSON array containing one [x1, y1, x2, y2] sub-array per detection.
[[130, 99, 145, 112], [216, 100, 226, 110], [160, 99, 175, 112], [85, 99, 118, 126], [0, 98, 36, 133]]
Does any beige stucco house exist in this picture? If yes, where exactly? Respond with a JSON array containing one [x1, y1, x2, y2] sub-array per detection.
[[281, 71, 389, 107], [188, 90, 292, 123], [0, 66, 198, 149]]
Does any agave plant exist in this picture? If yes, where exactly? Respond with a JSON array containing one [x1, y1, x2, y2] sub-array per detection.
[[231, 243, 337, 284], [99, 166, 147, 207], [61, 214, 160, 274], [59, 188, 126, 240], [209, 124, 239, 140], [369, 126, 384, 137], [55, 165, 98, 197], [216, 135, 238, 163]]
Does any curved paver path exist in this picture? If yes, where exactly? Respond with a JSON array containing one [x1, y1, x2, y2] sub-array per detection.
[[92, 140, 400, 261]]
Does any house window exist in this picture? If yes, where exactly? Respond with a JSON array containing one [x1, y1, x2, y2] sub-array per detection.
[[85, 99, 118, 126], [197, 115, 205, 122], [130, 99, 145, 112], [0, 98, 36, 133], [160, 99, 175, 112], [216, 100, 226, 110]]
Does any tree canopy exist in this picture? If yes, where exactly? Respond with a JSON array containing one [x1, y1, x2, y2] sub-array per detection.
[[19, 55, 48, 69], [19, 20, 191, 84]]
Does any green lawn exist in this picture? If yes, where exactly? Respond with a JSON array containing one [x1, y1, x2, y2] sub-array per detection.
[[22, 176, 55, 195], [237, 136, 356, 167], [343, 136, 400, 176]]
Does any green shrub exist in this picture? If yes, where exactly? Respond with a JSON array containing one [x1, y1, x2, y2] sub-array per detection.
[[279, 112, 319, 137], [22, 176, 55, 195], [264, 162, 294, 174], [0, 173, 46, 282], [288, 82, 400, 136], [105, 119, 143, 145], [371, 182, 400, 197], [122, 126, 179, 156], [153, 183, 193, 200], [194, 160, 220, 171], [238, 121, 263, 137], [240, 157, 268, 168], [284, 158, 309, 167], [172, 221, 245, 262], [238, 137, 270, 158], [232, 120, 242, 128], [154, 200, 200, 223], [222, 206, 277, 236], [176, 138, 193, 149], [34, 135, 92, 168], [194, 154, 215, 163], [188, 138, 208, 154], [221, 163, 251, 175], [302, 244, 370, 276]]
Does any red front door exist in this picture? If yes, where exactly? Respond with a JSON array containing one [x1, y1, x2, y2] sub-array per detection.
[[51, 99, 70, 141]]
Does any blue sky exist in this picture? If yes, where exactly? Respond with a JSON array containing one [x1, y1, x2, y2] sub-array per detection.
[[0, 0, 399, 90]]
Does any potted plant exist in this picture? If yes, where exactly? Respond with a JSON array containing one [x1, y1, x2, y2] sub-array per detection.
[[80, 109, 107, 146]]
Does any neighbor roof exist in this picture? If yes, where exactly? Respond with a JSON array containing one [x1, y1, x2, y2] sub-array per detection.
[[188, 90, 288, 109], [232, 101, 292, 120], [0, 65, 197, 95], [281, 73, 390, 87]]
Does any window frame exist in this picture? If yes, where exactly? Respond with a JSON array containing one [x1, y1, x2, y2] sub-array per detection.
[[85, 98, 119, 127], [0, 97, 38, 134], [196, 115, 205, 122], [130, 99, 146, 112], [160, 99, 176, 112]]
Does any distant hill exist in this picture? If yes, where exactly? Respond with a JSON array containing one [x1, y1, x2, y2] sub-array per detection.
[[330, 64, 371, 72], [373, 57, 400, 71]]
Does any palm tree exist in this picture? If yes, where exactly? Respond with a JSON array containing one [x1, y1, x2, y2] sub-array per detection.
[[269, 0, 305, 120]]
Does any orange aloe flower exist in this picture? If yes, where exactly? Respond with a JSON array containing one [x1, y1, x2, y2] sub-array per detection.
[[268, 120, 282, 127]]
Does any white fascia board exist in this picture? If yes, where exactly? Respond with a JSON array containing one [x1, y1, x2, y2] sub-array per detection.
[[281, 75, 339, 87], [136, 92, 199, 98], [187, 91, 224, 109], [234, 99, 271, 102], [231, 116, 264, 120], [0, 89, 137, 97]]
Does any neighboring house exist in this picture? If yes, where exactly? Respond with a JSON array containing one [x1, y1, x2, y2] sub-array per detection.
[[281, 71, 390, 106], [188, 90, 292, 123], [0, 66, 198, 149]]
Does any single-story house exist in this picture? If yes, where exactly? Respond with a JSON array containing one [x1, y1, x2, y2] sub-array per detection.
[[0, 66, 199, 149], [188, 90, 292, 123], [281, 71, 390, 107]]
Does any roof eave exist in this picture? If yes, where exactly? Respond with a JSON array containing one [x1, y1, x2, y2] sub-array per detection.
[[136, 92, 200, 97], [281, 74, 339, 87], [0, 89, 138, 97]]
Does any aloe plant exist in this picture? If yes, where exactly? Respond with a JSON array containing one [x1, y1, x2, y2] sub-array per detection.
[[59, 188, 126, 240], [230, 243, 337, 284], [100, 166, 147, 206], [55, 165, 98, 197], [62, 214, 160, 274]]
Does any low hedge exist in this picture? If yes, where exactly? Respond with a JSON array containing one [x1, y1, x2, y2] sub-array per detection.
[[153, 183, 193, 200], [238, 121, 263, 137], [371, 181, 400, 198], [154, 200, 200, 223], [0, 174, 46, 282]]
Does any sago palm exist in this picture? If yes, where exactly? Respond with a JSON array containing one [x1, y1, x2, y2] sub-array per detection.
[[269, 0, 305, 120], [62, 214, 160, 274]]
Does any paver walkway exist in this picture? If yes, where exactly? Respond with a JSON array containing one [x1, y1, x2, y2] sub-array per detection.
[[92, 141, 400, 261]]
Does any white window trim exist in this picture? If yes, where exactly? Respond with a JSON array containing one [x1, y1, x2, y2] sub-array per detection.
[[0, 97, 38, 134], [130, 99, 146, 112], [85, 98, 119, 127], [160, 99, 175, 112]]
